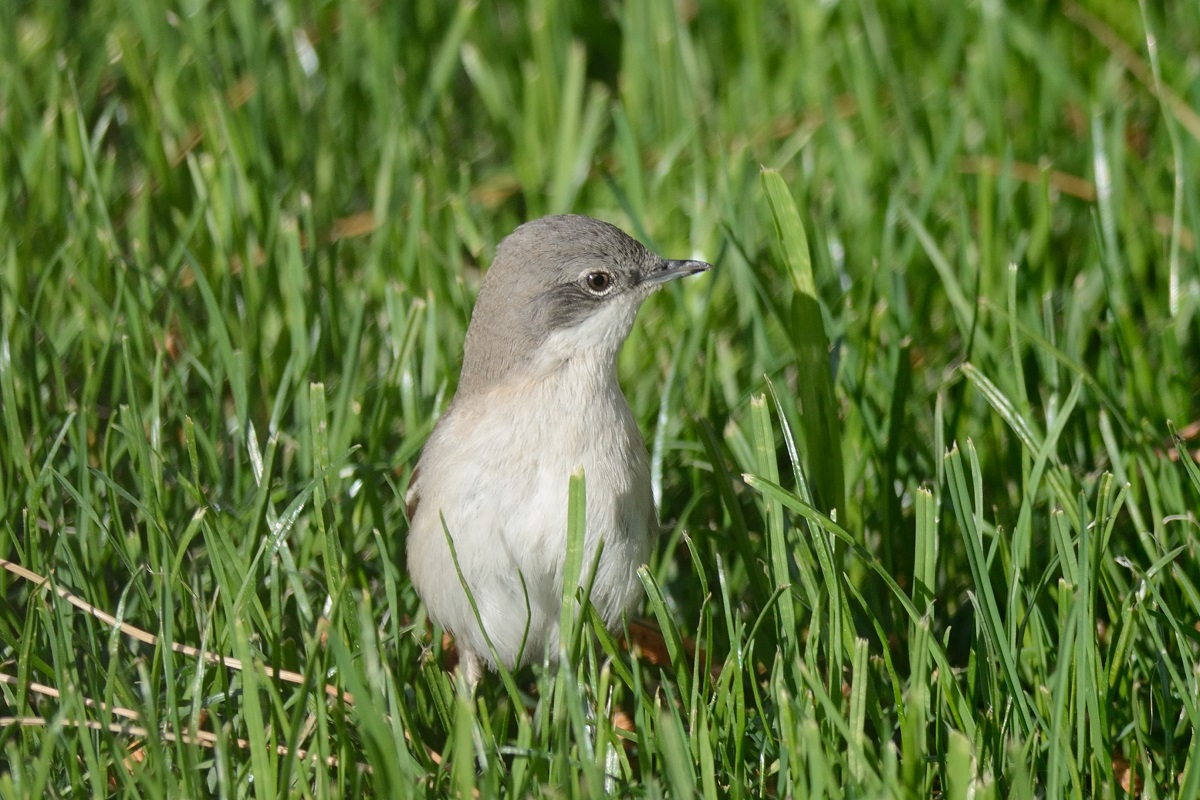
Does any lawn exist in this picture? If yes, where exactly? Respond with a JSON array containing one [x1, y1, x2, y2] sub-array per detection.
[[2, 0, 1199, 797]]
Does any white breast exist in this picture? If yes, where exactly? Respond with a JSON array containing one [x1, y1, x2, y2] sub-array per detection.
[[406, 351, 655, 671]]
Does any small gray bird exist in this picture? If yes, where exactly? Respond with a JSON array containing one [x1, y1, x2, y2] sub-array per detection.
[[405, 214, 710, 686]]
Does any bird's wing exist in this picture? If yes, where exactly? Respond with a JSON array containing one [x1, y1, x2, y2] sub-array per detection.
[[404, 464, 421, 521]]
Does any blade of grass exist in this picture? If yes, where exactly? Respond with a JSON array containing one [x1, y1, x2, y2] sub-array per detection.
[[761, 168, 845, 517]]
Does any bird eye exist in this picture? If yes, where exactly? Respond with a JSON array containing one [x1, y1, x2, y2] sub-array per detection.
[[584, 271, 613, 294]]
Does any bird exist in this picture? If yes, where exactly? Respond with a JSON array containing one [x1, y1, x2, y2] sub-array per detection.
[[404, 214, 711, 687]]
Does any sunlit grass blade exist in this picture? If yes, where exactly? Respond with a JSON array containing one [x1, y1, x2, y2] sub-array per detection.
[[638, 565, 690, 704], [761, 168, 845, 518], [559, 468, 587, 660], [749, 394, 796, 648], [943, 442, 1034, 736]]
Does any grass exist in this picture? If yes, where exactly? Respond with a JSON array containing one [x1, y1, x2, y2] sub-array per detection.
[[1, 0, 1199, 796]]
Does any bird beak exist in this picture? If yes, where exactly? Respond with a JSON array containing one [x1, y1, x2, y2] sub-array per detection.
[[641, 258, 713, 286]]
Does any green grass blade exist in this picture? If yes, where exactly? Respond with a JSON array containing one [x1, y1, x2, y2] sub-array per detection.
[[761, 168, 845, 517]]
